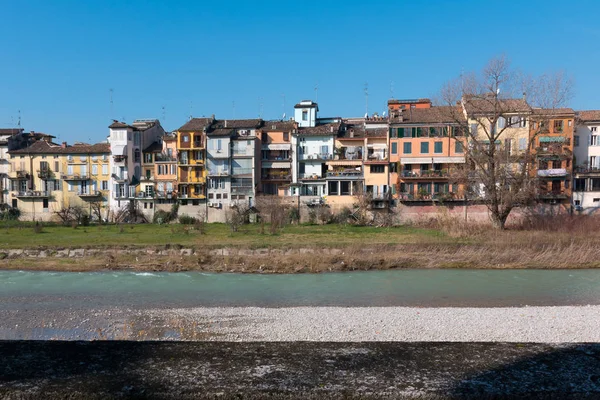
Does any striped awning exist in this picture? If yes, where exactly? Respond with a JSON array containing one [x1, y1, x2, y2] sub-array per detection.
[[539, 136, 566, 143]]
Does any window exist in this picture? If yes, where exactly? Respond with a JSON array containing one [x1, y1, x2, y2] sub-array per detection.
[[91, 155, 97, 161], [80, 155, 86, 162], [283, 132, 289, 141], [420, 142, 429, 154], [470, 123, 478, 136], [434, 142, 443, 154], [80, 165, 87, 176], [455, 141, 464, 153], [92, 165, 98, 175], [504, 139, 512, 155], [591, 136, 599, 146], [302, 110, 308, 121], [370, 165, 385, 173], [590, 156, 598, 169], [391, 142, 398, 154], [67, 165, 73, 175], [518, 138, 527, 151], [403, 142, 412, 154], [102, 164, 108, 175], [389, 163, 398, 173], [183, 135, 189, 142], [144, 153, 152, 163], [389, 128, 397, 138], [497, 117, 506, 129], [554, 120, 564, 132], [568, 120, 572, 127], [592, 127, 598, 132], [134, 149, 141, 162], [101, 180, 108, 190], [328, 181, 339, 195], [54, 161, 60, 172], [574, 135, 579, 147]]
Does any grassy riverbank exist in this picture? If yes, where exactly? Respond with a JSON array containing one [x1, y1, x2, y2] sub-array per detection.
[[0, 219, 599, 271]]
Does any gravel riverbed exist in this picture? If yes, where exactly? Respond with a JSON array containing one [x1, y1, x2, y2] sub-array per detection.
[[1, 305, 600, 342], [150, 305, 600, 342]]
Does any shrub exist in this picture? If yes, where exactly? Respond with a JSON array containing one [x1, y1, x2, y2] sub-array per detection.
[[179, 215, 198, 225], [0, 207, 20, 221], [153, 210, 171, 224]]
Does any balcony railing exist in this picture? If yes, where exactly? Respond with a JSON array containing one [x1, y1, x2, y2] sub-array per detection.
[[180, 176, 206, 183], [299, 153, 332, 161], [61, 174, 90, 181], [208, 169, 230, 176], [11, 170, 29, 179], [17, 190, 49, 198], [574, 167, 600, 174], [538, 190, 567, 199], [401, 170, 450, 178], [113, 155, 127, 162], [231, 186, 253, 195], [232, 168, 253, 176], [261, 174, 292, 181], [537, 168, 568, 177], [299, 173, 324, 180], [398, 192, 463, 202], [141, 175, 155, 181], [78, 191, 101, 197], [37, 169, 54, 179], [155, 154, 177, 162], [326, 171, 363, 179]]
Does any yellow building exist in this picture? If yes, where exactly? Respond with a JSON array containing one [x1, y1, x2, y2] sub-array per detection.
[[8, 141, 111, 221], [176, 118, 213, 203]]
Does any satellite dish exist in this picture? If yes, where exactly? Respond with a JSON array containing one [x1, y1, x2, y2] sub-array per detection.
[[282, 113, 286, 120], [382, 111, 387, 117], [364, 113, 368, 118]]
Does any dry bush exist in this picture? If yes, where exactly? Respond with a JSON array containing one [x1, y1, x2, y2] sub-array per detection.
[[255, 195, 288, 234]]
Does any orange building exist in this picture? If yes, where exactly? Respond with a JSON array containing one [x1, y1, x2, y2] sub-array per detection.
[[530, 108, 575, 205], [258, 120, 296, 196], [389, 106, 466, 201], [176, 118, 213, 203], [155, 132, 178, 203]]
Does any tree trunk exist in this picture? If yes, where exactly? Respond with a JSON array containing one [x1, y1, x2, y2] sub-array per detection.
[[490, 211, 507, 230]]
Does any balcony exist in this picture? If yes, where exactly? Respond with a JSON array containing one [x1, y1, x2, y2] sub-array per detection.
[[179, 176, 206, 184], [155, 154, 177, 162], [398, 192, 463, 202], [10, 170, 29, 179], [537, 168, 568, 178], [178, 158, 204, 166], [37, 169, 55, 180], [113, 155, 127, 162], [78, 191, 102, 198], [140, 174, 155, 182], [112, 173, 128, 182], [61, 174, 90, 181], [299, 153, 332, 161], [400, 170, 450, 179], [231, 186, 253, 195], [536, 144, 572, 157], [232, 149, 254, 157], [154, 191, 176, 199], [135, 191, 155, 199], [574, 167, 600, 176], [300, 173, 324, 180], [16, 190, 49, 198], [326, 170, 363, 180], [538, 190, 568, 200], [262, 173, 292, 181], [208, 169, 230, 177], [232, 168, 253, 176]]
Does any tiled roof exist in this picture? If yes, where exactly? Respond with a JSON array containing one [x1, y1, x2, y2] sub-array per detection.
[[577, 110, 600, 122], [0, 128, 24, 135], [294, 101, 318, 109], [110, 120, 159, 131], [260, 120, 296, 132], [296, 122, 340, 136], [531, 108, 575, 117], [178, 118, 213, 132], [210, 119, 263, 129], [207, 128, 234, 137], [143, 141, 163, 153], [462, 96, 531, 115], [390, 106, 465, 124], [9, 140, 110, 155], [109, 121, 130, 129]]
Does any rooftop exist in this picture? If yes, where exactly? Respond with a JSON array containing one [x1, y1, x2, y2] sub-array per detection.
[[296, 122, 340, 136], [576, 110, 600, 122], [390, 106, 465, 124], [9, 140, 110, 155], [462, 95, 531, 115], [260, 120, 297, 132], [178, 117, 214, 132]]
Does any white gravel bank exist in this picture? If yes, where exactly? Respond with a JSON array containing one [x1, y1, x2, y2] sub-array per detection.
[[156, 306, 600, 343]]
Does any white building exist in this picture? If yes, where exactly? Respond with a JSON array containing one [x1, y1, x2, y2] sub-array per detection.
[[0, 129, 24, 206], [108, 119, 165, 215], [573, 110, 600, 211], [294, 100, 318, 128]]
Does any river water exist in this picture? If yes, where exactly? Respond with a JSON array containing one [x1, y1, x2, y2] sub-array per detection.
[[2, 269, 600, 309]]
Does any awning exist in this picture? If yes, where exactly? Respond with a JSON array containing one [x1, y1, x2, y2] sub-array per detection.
[[262, 144, 291, 150], [261, 161, 291, 169], [328, 160, 362, 166], [113, 145, 127, 156], [539, 136, 566, 143], [400, 157, 433, 165], [433, 156, 466, 164]]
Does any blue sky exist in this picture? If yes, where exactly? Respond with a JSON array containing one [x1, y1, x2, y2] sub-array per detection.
[[1, 0, 599, 144]]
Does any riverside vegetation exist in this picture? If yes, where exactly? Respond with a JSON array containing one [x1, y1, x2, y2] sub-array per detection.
[[0, 212, 599, 272]]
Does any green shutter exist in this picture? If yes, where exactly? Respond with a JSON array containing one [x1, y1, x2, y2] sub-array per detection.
[[398, 128, 404, 137]]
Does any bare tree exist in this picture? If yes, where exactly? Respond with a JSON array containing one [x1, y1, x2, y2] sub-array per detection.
[[439, 56, 573, 229], [351, 185, 372, 226], [225, 203, 249, 233], [90, 201, 104, 223], [255, 195, 289, 234]]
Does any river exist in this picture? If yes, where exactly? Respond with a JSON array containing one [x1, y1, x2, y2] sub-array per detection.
[[2, 269, 600, 309]]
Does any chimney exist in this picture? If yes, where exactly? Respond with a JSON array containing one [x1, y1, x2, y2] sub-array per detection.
[[522, 92, 527, 101], [61, 142, 67, 148], [330, 126, 334, 133], [225, 120, 227, 128], [211, 114, 215, 120], [349, 129, 354, 138]]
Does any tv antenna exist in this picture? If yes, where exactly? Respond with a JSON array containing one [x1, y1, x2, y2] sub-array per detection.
[[109, 89, 114, 119], [17, 110, 21, 128], [282, 93, 286, 120], [390, 80, 395, 99], [162, 105, 166, 122], [189, 101, 193, 121], [314, 83, 319, 103], [258, 97, 263, 118], [364, 83, 369, 117]]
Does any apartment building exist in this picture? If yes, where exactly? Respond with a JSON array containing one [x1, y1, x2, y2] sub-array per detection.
[[530, 108, 575, 205], [108, 119, 165, 212], [8, 140, 110, 220], [0, 128, 24, 205], [390, 106, 467, 202], [258, 120, 296, 196], [573, 110, 600, 210], [205, 119, 262, 208], [177, 118, 212, 205], [155, 132, 178, 204]]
